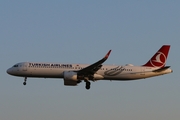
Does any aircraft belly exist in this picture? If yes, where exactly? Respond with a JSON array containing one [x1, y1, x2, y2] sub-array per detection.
[[103, 74, 139, 80], [103, 72, 151, 80], [103, 70, 171, 81]]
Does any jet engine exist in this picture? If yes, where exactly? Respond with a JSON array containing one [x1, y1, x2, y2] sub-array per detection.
[[63, 71, 104, 86], [63, 71, 78, 86]]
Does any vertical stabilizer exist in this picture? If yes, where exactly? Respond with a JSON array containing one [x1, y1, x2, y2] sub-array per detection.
[[143, 45, 170, 68]]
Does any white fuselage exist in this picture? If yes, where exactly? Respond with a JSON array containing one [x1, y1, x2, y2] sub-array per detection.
[[7, 62, 172, 81]]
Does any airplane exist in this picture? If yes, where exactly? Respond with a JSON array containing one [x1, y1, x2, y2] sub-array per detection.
[[7, 45, 172, 90]]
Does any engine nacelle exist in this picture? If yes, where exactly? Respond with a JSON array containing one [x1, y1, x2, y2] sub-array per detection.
[[63, 71, 104, 86], [63, 71, 78, 86]]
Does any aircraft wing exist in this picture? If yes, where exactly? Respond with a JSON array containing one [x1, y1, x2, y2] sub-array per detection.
[[77, 50, 111, 75]]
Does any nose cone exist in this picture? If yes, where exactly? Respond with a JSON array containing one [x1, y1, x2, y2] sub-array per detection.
[[7, 68, 12, 75]]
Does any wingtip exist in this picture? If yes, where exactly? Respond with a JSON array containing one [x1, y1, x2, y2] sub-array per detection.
[[104, 50, 112, 59]]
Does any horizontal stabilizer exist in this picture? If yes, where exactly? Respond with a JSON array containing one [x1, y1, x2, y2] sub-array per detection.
[[152, 66, 170, 72]]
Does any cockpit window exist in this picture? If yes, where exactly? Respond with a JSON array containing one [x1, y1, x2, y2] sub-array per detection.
[[13, 65, 18, 67]]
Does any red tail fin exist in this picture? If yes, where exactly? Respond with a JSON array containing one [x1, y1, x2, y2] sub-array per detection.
[[143, 45, 170, 68]]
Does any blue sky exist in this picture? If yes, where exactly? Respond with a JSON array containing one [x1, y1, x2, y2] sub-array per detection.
[[1, 1, 180, 120]]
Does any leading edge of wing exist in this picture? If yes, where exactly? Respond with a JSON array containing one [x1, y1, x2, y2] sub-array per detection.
[[77, 50, 112, 75]]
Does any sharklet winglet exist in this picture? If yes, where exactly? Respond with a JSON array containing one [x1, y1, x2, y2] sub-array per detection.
[[104, 50, 112, 59]]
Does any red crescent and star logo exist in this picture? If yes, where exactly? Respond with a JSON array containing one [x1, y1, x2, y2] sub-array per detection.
[[150, 52, 166, 67]]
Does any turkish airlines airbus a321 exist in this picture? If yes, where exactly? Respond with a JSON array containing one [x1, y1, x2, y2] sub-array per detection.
[[7, 45, 172, 90]]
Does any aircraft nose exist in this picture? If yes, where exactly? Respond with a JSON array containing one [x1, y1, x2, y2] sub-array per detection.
[[7, 68, 12, 75]]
